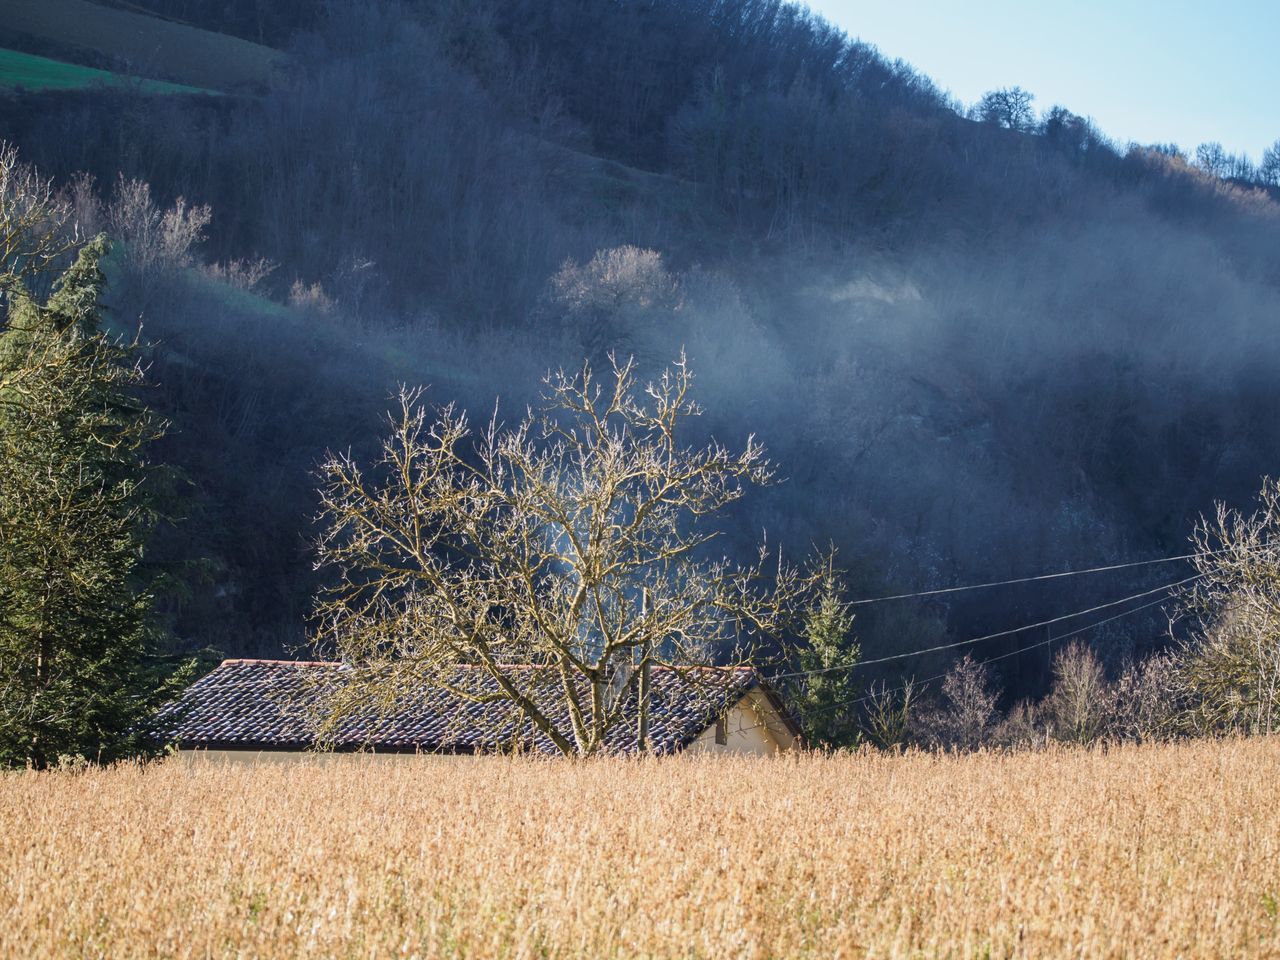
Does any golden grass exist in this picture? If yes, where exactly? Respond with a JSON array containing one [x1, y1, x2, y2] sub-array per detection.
[[3, 739, 1279, 959]]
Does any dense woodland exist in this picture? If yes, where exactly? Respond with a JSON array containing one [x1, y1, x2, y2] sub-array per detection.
[[2, 0, 1279, 711]]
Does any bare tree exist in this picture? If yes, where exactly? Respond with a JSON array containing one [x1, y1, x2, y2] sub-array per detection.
[[104, 177, 211, 279], [199, 257, 277, 293], [1042, 106, 1094, 155], [862, 678, 916, 751], [544, 246, 682, 365], [974, 87, 1036, 132], [0, 143, 76, 309], [995, 699, 1048, 750], [1193, 142, 1228, 179], [1043, 641, 1111, 745], [913, 654, 1000, 750], [0, 144, 82, 409], [1110, 652, 1184, 743], [1259, 139, 1280, 187], [313, 355, 811, 755], [1176, 478, 1280, 735]]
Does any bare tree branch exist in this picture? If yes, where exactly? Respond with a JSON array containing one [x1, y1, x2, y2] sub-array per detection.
[[311, 356, 813, 755]]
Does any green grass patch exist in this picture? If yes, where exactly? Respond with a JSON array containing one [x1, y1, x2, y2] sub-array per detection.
[[0, 48, 213, 96], [184, 269, 291, 321]]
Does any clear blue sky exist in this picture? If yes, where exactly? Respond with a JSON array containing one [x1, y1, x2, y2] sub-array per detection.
[[805, 0, 1278, 161]]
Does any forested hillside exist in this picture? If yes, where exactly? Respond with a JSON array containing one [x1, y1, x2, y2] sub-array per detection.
[[2, 0, 1277, 693]]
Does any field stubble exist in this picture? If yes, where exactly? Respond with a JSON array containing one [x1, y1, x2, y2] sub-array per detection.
[[2, 739, 1279, 958]]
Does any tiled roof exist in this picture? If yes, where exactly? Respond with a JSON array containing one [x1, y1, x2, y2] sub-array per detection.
[[158, 659, 790, 755]]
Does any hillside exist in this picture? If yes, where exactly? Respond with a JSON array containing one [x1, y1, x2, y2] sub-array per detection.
[[3, 0, 283, 91], [0, 48, 211, 94], [0, 0, 1277, 691]]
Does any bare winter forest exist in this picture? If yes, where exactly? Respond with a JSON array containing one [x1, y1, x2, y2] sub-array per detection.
[[2, 0, 1278, 701]]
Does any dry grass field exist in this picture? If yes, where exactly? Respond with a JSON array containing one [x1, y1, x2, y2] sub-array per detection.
[[2, 740, 1279, 959]]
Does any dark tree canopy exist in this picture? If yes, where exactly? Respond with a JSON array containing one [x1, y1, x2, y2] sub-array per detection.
[[0, 238, 191, 767]]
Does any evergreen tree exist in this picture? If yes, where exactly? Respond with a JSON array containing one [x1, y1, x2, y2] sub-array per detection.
[[792, 563, 860, 748], [0, 237, 191, 767]]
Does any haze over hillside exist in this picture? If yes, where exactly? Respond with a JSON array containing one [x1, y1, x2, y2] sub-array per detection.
[[2, 0, 1276, 694]]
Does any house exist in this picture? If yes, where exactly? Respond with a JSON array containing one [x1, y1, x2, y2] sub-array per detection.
[[160, 659, 802, 760]]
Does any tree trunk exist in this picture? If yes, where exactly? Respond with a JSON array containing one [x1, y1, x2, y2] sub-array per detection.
[[638, 587, 650, 752]]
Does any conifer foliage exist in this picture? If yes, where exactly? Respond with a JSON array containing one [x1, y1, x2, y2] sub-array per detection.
[[0, 237, 190, 767], [790, 564, 860, 748]]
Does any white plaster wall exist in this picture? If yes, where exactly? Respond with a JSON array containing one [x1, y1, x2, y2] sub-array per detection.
[[685, 689, 796, 755]]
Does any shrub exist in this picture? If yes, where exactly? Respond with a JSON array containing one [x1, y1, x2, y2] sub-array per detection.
[[1043, 641, 1112, 745], [912, 654, 1000, 750], [1175, 478, 1280, 735], [104, 176, 211, 278], [862, 678, 916, 751]]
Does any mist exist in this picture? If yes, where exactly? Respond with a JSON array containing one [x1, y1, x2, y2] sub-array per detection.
[[3, 0, 1276, 695]]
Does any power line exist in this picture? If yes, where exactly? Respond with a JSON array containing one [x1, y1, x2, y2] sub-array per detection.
[[748, 587, 1185, 736], [851, 592, 1178, 714], [846, 549, 1219, 607], [772, 572, 1201, 683]]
